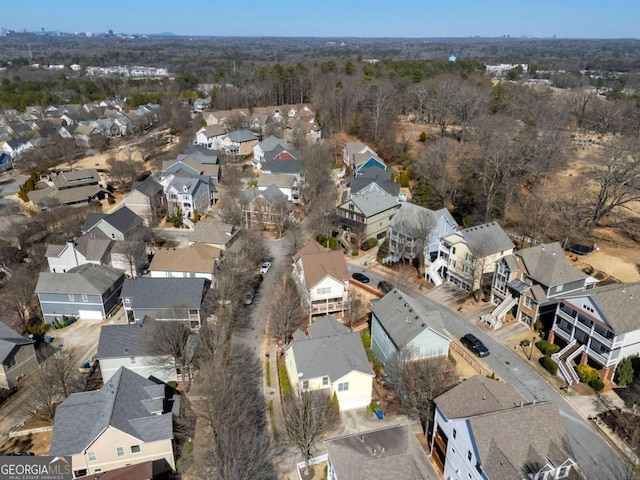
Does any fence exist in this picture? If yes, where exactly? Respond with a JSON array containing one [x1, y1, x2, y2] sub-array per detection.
[[9, 425, 53, 438], [449, 342, 493, 377], [505, 230, 541, 247]]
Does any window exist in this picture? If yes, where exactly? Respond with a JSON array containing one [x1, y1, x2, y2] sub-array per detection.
[[556, 284, 564, 293], [82, 294, 88, 303], [87, 452, 97, 462], [116, 447, 124, 457], [338, 382, 349, 392], [302, 380, 309, 389], [523, 296, 534, 309], [68, 294, 75, 301], [5, 356, 16, 369], [317, 287, 331, 295], [556, 466, 571, 478], [452, 428, 457, 439], [467, 450, 472, 461], [130, 445, 141, 454], [322, 377, 329, 386], [452, 247, 456, 255]]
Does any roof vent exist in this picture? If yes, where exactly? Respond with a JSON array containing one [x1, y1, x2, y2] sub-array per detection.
[[483, 396, 486, 400], [372, 448, 376, 457], [360, 435, 365, 443]]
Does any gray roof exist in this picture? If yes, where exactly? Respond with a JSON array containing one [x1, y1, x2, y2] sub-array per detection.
[[262, 146, 303, 174], [344, 140, 374, 158], [51, 169, 100, 189], [182, 145, 220, 158], [351, 167, 400, 197], [256, 173, 296, 189], [289, 316, 372, 382], [166, 175, 209, 197], [28, 185, 107, 206], [324, 424, 432, 480], [344, 189, 399, 218], [97, 322, 148, 358], [563, 281, 640, 334], [371, 289, 448, 348], [257, 135, 290, 152], [227, 129, 258, 143], [50, 367, 174, 456], [0, 322, 34, 363], [36, 264, 124, 295], [100, 206, 144, 235], [132, 177, 164, 197], [516, 242, 587, 287], [307, 314, 349, 338], [177, 151, 218, 165], [120, 278, 207, 309], [81, 213, 108, 233], [456, 222, 515, 256], [389, 203, 438, 234], [240, 184, 287, 205], [434, 375, 525, 419], [190, 221, 236, 246]]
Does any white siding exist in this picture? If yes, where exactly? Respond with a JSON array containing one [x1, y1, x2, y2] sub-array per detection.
[[371, 314, 396, 365], [405, 328, 450, 361], [99, 356, 177, 384], [433, 408, 483, 480]]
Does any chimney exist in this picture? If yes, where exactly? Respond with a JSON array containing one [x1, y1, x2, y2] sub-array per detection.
[[360, 435, 365, 443], [372, 448, 376, 457]]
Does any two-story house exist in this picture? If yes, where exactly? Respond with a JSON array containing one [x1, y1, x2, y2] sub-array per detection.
[[252, 135, 290, 167], [81, 206, 144, 241], [148, 243, 220, 282], [189, 220, 238, 251], [0, 322, 38, 389], [386, 202, 458, 264], [371, 288, 450, 365], [122, 177, 166, 227], [49, 367, 178, 478], [161, 175, 211, 222], [292, 240, 350, 318], [550, 282, 640, 385], [343, 141, 377, 168], [240, 185, 290, 230], [429, 222, 515, 291], [486, 242, 596, 329], [336, 186, 400, 245], [28, 168, 111, 208], [221, 129, 258, 156], [194, 125, 226, 149], [431, 376, 578, 480], [285, 315, 374, 410], [46, 238, 112, 273]]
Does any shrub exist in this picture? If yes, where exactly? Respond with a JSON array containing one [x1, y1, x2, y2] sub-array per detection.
[[448, 353, 457, 366], [576, 364, 599, 384], [360, 331, 383, 376], [535, 340, 549, 353], [615, 355, 636, 386], [545, 343, 560, 355], [590, 378, 605, 392], [27, 320, 50, 336], [367, 238, 378, 249], [542, 355, 558, 375], [351, 251, 359, 257], [265, 359, 271, 388], [279, 364, 292, 396], [520, 339, 530, 347], [419, 131, 427, 142], [533, 320, 544, 332], [535, 340, 560, 355]]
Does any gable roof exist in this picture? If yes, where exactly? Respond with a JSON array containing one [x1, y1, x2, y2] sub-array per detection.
[[49, 367, 174, 456], [97, 322, 148, 358], [351, 167, 399, 197], [257, 135, 290, 152], [343, 189, 399, 218], [177, 150, 218, 165], [515, 242, 587, 287], [293, 240, 348, 289], [447, 221, 514, 256], [307, 314, 349, 338], [240, 184, 288, 205], [149, 244, 220, 274], [289, 316, 372, 382], [0, 322, 34, 363], [51, 169, 100, 189], [256, 173, 296, 190], [131, 177, 163, 198], [198, 125, 226, 138], [35, 264, 124, 296], [28, 185, 108, 207], [190, 221, 236, 246], [344, 141, 375, 157], [120, 278, 207, 310], [97, 206, 144, 235], [324, 424, 432, 480], [371, 288, 448, 348], [165, 175, 209, 197], [227, 129, 258, 143]]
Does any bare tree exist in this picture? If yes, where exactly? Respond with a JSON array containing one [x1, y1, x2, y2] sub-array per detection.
[[107, 147, 146, 191], [225, 113, 249, 132], [344, 287, 366, 331], [271, 195, 293, 238], [384, 350, 458, 432], [267, 272, 307, 345], [0, 265, 39, 331], [284, 224, 308, 258], [283, 389, 340, 472], [412, 137, 460, 209], [452, 80, 486, 143], [218, 197, 244, 227], [426, 75, 458, 136]]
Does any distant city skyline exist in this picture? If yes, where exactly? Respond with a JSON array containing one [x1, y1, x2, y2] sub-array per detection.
[[3, 0, 639, 39]]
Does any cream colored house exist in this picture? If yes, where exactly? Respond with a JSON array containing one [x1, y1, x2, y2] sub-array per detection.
[[50, 367, 177, 478], [336, 186, 400, 244], [285, 315, 374, 411], [148, 243, 220, 282], [0, 322, 38, 389]]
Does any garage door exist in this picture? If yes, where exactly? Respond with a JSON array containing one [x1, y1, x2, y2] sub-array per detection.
[[78, 310, 103, 320], [339, 396, 370, 411]]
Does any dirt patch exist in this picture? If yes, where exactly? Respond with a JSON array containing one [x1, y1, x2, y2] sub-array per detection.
[[0, 431, 52, 455]]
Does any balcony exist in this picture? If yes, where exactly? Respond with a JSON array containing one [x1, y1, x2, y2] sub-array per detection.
[[311, 300, 345, 314]]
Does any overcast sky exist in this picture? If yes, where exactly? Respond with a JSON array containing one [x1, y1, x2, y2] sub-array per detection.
[[4, 0, 639, 38]]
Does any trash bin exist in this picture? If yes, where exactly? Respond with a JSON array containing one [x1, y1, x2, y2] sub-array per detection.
[[375, 409, 384, 420]]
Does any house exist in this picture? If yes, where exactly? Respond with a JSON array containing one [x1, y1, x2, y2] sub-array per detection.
[[49, 367, 177, 478], [352, 152, 387, 176], [343, 141, 377, 167], [386, 203, 458, 264], [120, 278, 208, 329], [52, 169, 101, 190], [292, 240, 350, 317], [221, 129, 258, 156], [349, 167, 400, 198], [46, 237, 113, 273], [253, 135, 290, 166], [240, 185, 290, 230], [0, 321, 38, 389], [336, 188, 400, 244], [148, 244, 220, 282], [486, 242, 595, 329], [549, 281, 640, 385], [35, 264, 125, 324], [431, 376, 578, 480], [260, 145, 304, 176], [430, 222, 515, 291], [285, 315, 374, 410], [0, 152, 13, 171], [28, 169, 111, 209], [82, 206, 145, 241], [189, 220, 238, 250], [122, 178, 166, 227], [195, 125, 227, 150], [324, 424, 434, 480], [257, 173, 302, 203], [162, 154, 219, 186], [97, 322, 178, 383], [2, 138, 32, 158], [161, 174, 211, 222], [370, 288, 450, 365], [74, 124, 101, 146]]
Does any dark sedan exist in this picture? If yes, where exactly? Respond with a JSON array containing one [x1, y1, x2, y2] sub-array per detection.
[[352, 272, 370, 284], [461, 333, 490, 358]]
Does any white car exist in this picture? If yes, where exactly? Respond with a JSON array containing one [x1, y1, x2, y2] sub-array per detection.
[[260, 262, 272, 275]]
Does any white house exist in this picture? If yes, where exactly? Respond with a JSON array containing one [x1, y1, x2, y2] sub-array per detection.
[[370, 288, 450, 365], [292, 240, 350, 317], [195, 125, 226, 149], [343, 140, 377, 167], [285, 315, 374, 410]]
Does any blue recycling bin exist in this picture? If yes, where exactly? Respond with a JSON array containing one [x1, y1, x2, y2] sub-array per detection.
[[375, 409, 384, 420]]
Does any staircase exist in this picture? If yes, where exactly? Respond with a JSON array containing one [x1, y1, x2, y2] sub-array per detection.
[[382, 255, 400, 265], [552, 339, 583, 385], [482, 294, 518, 329], [182, 217, 195, 230], [425, 258, 447, 287]]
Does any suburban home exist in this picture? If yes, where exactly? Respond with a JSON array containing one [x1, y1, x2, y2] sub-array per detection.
[[28, 169, 111, 209], [97, 322, 178, 383], [285, 315, 374, 410], [252, 135, 290, 167], [74, 124, 101, 145], [343, 140, 377, 168], [336, 187, 400, 244], [283, 118, 322, 144], [46, 238, 113, 273], [429, 221, 515, 291], [148, 243, 220, 282], [49, 367, 178, 478], [549, 281, 640, 385], [293, 240, 350, 317], [35, 264, 125, 324], [120, 278, 209, 329], [189, 220, 238, 250], [161, 174, 211, 223], [122, 178, 166, 227], [195, 125, 226, 149], [348, 167, 400, 198], [162, 154, 219, 187], [486, 242, 596, 329], [0, 152, 13, 171], [0, 321, 38, 389], [431, 376, 578, 480], [385, 202, 458, 264], [260, 145, 304, 178], [2, 138, 32, 158], [82, 206, 145, 241], [257, 173, 303, 203], [370, 288, 450, 365], [240, 185, 290, 230], [323, 424, 434, 480], [221, 129, 258, 156]]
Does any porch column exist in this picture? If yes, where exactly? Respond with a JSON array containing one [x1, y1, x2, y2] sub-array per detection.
[[600, 366, 614, 383], [547, 331, 555, 344], [580, 352, 588, 365]]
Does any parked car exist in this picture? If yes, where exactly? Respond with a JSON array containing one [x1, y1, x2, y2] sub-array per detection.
[[377, 280, 394, 294], [252, 274, 264, 289], [260, 262, 272, 275], [460, 333, 490, 357], [243, 289, 256, 305], [352, 272, 370, 283]]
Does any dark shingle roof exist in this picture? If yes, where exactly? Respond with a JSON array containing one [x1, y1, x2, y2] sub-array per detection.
[[102, 206, 144, 235], [49, 367, 174, 456], [35, 264, 124, 295], [131, 177, 163, 198], [97, 323, 147, 358], [516, 242, 587, 287], [120, 278, 207, 309], [457, 222, 515, 256], [227, 129, 258, 143], [0, 322, 34, 363], [351, 167, 399, 196]]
